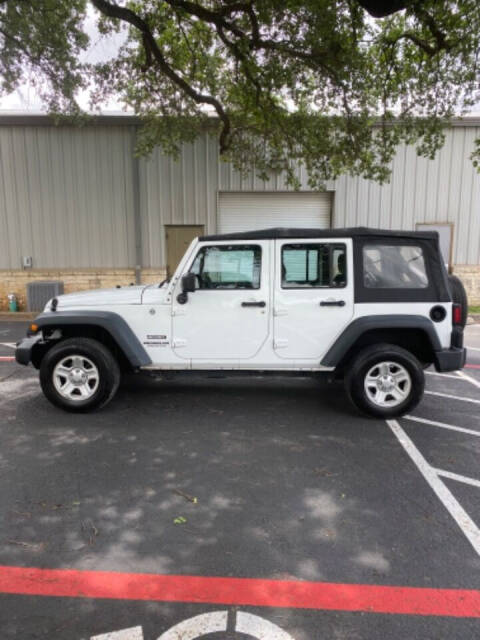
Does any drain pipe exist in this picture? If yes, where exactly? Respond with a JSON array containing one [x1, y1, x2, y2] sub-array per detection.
[[132, 126, 142, 285]]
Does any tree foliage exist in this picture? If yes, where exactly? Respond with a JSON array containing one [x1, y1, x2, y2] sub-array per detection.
[[1, 0, 480, 186]]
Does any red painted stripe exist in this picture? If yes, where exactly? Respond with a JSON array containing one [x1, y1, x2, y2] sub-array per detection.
[[0, 356, 14, 362], [465, 363, 480, 370], [0, 566, 479, 617]]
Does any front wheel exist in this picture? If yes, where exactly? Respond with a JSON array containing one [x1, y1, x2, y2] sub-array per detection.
[[40, 337, 121, 412], [344, 344, 424, 418]]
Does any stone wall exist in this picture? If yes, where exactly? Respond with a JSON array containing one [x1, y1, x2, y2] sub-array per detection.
[[453, 265, 480, 305], [0, 268, 166, 311], [1, 264, 478, 311]]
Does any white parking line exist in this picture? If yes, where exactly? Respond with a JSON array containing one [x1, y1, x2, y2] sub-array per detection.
[[387, 419, 480, 557], [236, 612, 295, 639], [0, 343, 15, 349], [92, 627, 144, 640], [91, 613, 295, 640], [456, 370, 480, 390], [434, 468, 480, 489], [424, 390, 480, 405], [158, 612, 228, 639], [467, 345, 480, 351], [425, 371, 461, 380], [403, 415, 480, 437]]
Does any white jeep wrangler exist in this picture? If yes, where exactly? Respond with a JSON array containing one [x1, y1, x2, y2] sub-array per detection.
[[16, 227, 467, 418]]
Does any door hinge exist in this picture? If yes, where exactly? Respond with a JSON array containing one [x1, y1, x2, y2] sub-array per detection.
[[274, 308, 288, 317], [173, 339, 187, 348], [274, 339, 289, 349]]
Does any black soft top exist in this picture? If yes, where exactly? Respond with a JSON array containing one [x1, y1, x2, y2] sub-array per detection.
[[200, 226, 449, 303], [200, 226, 439, 242]]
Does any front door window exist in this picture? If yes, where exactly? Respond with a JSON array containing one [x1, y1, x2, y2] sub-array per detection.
[[190, 245, 262, 290]]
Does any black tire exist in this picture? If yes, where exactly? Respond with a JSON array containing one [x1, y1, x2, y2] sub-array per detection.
[[448, 274, 468, 327], [344, 343, 424, 418], [40, 337, 120, 413]]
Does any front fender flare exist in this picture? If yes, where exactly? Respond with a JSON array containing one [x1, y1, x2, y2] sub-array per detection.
[[32, 310, 152, 368]]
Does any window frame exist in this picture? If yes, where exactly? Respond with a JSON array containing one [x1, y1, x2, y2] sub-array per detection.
[[352, 237, 448, 304], [280, 242, 347, 290], [189, 243, 263, 291]]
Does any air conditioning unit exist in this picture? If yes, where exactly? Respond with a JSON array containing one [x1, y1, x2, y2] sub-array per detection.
[[26, 281, 64, 312]]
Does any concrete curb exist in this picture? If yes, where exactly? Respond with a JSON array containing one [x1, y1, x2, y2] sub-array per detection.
[[0, 312, 36, 322]]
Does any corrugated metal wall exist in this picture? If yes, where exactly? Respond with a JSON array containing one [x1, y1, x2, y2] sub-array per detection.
[[138, 134, 333, 267], [0, 121, 479, 269], [0, 124, 136, 270], [334, 127, 480, 265], [218, 155, 335, 192], [139, 133, 218, 268]]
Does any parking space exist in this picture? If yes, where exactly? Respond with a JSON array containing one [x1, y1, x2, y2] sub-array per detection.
[[0, 321, 479, 638]]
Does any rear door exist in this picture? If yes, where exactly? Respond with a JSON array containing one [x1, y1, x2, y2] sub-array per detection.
[[273, 238, 354, 360]]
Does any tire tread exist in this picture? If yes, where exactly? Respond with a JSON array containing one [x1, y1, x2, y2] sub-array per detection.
[[39, 337, 120, 413], [345, 343, 424, 418]]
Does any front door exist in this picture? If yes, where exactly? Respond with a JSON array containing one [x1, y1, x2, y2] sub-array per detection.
[[166, 225, 205, 278], [172, 241, 270, 361], [273, 238, 354, 360]]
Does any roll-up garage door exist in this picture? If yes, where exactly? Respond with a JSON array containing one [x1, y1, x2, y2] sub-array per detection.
[[218, 192, 332, 233]]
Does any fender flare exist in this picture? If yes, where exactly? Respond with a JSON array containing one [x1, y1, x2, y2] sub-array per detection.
[[320, 314, 442, 367], [32, 310, 152, 368]]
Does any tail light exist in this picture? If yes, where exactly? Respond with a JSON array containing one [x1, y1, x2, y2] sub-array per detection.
[[453, 303, 462, 325]]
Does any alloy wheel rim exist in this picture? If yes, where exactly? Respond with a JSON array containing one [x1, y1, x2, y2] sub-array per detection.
[[53, 355, 99, 401], [364, 361, 412, 408]]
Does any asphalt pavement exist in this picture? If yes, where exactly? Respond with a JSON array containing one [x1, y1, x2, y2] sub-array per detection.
[[0, 322, 479, 639]]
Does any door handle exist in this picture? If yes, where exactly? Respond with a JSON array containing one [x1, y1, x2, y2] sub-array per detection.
[[241, 301, 266, 308], [320, 300, 346, 307]]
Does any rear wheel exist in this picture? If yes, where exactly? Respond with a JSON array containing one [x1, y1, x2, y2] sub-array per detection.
[[40, 337, 120, 412], [345, 344, 424, 418]]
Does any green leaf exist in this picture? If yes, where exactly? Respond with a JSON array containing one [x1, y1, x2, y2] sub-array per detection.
[[2, 0, 480, 186]]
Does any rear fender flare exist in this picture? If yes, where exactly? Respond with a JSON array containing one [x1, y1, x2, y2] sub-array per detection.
[[321, 315, 441, 367]]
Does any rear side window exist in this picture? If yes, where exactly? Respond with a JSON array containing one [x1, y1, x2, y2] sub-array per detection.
[[363, 245, 428, 289], [281, 244, 346, 288], [190, 244, 261, 289]]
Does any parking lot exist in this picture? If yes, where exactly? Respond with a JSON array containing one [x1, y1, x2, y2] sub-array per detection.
[[0, 321, 480, 639]]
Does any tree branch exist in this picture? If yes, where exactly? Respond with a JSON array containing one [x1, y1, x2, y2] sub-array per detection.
[[414, 5, 452, 52], [89, 0, 232, 152]]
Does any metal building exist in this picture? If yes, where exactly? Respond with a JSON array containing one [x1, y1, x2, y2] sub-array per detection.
[[0, 113, 479, 309]]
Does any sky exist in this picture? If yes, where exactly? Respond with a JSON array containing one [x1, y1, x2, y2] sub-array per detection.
[[0, 6, 128, 113]]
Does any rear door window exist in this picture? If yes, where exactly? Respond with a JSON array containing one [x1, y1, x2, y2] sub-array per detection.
[[363, 245, 428, 289], [281, 244, 346, 288]]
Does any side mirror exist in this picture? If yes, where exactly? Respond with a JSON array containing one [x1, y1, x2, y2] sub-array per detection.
[[177, 272, 196, 305], [182, 272, 197, 293]]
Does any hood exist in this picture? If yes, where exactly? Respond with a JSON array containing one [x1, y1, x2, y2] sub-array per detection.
[[48, 285, 148, 310]]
